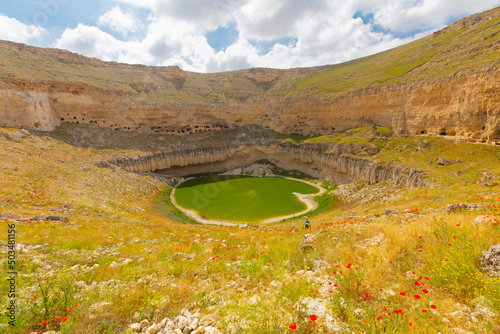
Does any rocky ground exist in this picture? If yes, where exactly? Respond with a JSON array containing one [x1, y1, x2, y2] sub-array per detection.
[[1, 126, 500, 334]]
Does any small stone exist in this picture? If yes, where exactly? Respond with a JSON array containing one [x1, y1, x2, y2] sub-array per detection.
[[418, 141, 429, 148], [473, 216, 489, 224], [175, 316, 190, 330], [145, 323, 161, 334], [164, 320, 175, 331], [139, 319, 150, 330], [204, 327, 219, 334], [129, 323, 141, 333]]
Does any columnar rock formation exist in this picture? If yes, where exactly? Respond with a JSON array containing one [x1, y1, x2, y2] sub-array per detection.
[[97, 142, 427, 188]]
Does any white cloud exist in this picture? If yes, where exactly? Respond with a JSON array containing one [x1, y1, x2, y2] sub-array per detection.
[[52, 0, 500, 72], [98, 7, 141, 36], [371, 0, 500, 32], [0, 14, 46, 43], [55, 24, 147, 64]]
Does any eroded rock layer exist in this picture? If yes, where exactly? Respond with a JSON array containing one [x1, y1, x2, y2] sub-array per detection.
[[1, 7, 500, 142], [97, 142, 427, 188]]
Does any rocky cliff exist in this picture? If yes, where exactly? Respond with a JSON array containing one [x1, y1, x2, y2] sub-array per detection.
[[0, 7, 499, 142], [97, 142, 427, 188]]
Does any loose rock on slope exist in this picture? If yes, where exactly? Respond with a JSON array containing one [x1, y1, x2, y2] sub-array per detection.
[[480, 244, 500, 277]]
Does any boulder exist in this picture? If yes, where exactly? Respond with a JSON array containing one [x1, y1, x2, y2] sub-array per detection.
[[385, 209, 399, 215], [0, 129, 22, 142], [480, 244, 500, 277], [46, 215, 70, 223], [482, 172, 494, 182], [30, 215, 70, 223], [443, 203, 479, 213], [299, 233, 316, 251], [436, 158, 451, 166], [171, 253, 196, 261]]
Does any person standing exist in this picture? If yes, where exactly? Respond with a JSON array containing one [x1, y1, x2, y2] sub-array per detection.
[[305, 218, 310, 229]]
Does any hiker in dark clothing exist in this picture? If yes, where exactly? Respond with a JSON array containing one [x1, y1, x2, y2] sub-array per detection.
[[305, 218, 310, 229]]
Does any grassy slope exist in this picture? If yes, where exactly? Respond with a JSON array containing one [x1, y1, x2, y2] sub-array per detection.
[[1, 126, 500, 333], [289, 6, 500, 98]]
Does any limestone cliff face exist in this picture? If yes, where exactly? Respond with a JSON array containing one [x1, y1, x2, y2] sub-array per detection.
[[2, 65, 499, 142], [0, 7, 499, 140], [97, 142, 427, 188], [275, 69, 500, 141]]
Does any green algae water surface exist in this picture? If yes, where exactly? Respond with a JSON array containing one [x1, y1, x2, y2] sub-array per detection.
[[173, 176, 320, 223]]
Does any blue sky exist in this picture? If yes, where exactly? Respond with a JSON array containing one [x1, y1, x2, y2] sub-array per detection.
[[0, 0, 499, 72]]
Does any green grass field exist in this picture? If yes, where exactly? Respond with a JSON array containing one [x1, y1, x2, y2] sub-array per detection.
[[173, 176, 320, 223]]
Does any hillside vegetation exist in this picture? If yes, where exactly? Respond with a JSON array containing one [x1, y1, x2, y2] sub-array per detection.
[[0, 7, 499, 104], [1, 125, 500, 334], [290, 6, 500, 97]]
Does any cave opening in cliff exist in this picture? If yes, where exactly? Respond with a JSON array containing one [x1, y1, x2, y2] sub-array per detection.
[[439, 129, 447, 135]]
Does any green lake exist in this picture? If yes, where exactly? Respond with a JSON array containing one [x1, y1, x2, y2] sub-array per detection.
[[172, 176, 321, 223]]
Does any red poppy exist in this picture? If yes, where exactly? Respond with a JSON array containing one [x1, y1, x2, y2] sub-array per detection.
[[400, 292, 406, 296], [422, 289, 429, 294], [289, 324, 297, 330], [62, 317, 68, 323], [430, 305, 437, 309], [310, 314, 318, 321], [414, 295, 421, 299], [56, 317, 62, 321], [41, 320, 48, 326], [414, 282, 421, 286]]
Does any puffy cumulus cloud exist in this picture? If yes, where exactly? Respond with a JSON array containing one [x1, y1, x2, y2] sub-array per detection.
[[0, 14, 46, 43], [98, 7, 142, 36], [236, 0, 328, 40], [116, 0, 246, 32], [370, 0, 500, 33], [52, 0, 499, 72], [55, 24, 147, 64]]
